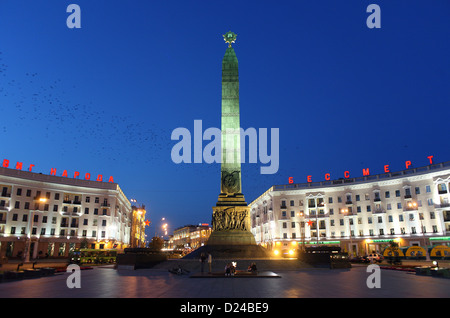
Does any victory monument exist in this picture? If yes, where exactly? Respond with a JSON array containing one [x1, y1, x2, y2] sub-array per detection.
[[185, 32, 269, 258]]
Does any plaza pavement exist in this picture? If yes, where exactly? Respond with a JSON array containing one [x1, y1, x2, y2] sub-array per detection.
[[0, 261, 449, 299]]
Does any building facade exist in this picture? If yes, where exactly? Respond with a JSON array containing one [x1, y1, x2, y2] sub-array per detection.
[[0, 166, 132, 260], [250, 161, 450, 256], [172, 224, 211, 251], [131, 205, 147, 248]]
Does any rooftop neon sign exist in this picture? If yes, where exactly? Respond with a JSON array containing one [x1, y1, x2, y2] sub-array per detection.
[[1, 159, 114, 183], [288, 155, 435, 184]]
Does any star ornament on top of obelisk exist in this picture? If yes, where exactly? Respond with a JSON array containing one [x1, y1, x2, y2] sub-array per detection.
[[223, 31, 237, 47]]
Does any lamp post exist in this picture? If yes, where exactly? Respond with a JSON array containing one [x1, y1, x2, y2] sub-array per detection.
[[25, 197, 47, 263]]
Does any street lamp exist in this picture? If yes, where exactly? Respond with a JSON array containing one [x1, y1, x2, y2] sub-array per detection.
[[25, 197, 47, 262]]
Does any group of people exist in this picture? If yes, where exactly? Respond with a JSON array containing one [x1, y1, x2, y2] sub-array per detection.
[[199, 252, 258, 276]]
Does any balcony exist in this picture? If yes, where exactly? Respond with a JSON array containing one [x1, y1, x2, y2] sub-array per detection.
[[435, 203, 450, 209], [0, 193, 11, 198], [373, 207, 386, 214]]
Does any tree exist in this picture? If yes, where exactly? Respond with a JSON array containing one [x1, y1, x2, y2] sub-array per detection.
[[148, 237, 164, 251]]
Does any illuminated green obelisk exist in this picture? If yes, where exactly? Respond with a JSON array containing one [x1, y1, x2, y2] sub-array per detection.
[[207, 31, 256, 246]]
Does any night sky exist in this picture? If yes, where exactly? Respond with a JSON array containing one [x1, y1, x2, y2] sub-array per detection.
[[0, 1, 449, 239]]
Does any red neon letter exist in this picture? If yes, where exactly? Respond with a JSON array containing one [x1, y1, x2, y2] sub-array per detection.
[[15, 162, 23, 170], [344, 171, 350, 178], [28, 164, 35, 172], [108, 176, 114, 183], [362, 168, 370, 176], [2, 159, 9, 168], [50, 168, 57, 176], [405, 160, 411, 169], [62, 170, 68, 177], [74, 171, 80, 179], [384, 165, 390, 173], [85, 173, 90, 180], [325, 173, 330, 181], [97, 175, 103, 182], [427, 155, 433, 164], [307, 175, 312, 183]]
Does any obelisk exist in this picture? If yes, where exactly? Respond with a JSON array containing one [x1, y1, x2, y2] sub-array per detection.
[[207, 31, 256, 246]]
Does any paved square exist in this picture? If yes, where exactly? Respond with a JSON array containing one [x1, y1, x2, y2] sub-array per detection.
[[0, 265, 449, 299]]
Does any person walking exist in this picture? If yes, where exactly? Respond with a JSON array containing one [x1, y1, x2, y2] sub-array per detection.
[[200, 253, 206, 273], [207, 252, 212, 273]]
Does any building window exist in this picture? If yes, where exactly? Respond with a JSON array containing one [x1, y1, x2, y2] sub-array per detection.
[[355, 195, 360, 201], [16, 188, 22, 196], [290, 200, 294, 206], [385, 191, 390, 198], [388, 215, 393, 222], [328, 197, 333, 204], [395, 190, 400, 197], [426, 185, 431, 193], [399, 215, 404, 222], [415, 187, 420, 194], [397, 203, 402, 209]]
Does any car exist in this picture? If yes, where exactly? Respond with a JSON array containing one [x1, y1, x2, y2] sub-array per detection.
[[350, 256, 370, 263], [366, 253, 384, 263]]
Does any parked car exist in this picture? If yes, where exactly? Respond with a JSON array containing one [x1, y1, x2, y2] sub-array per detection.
[[350, 256, 370, 263], [366, 253, 384, 263]]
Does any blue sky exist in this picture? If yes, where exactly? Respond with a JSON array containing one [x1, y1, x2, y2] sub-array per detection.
[[0, 1, 449, 237]]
